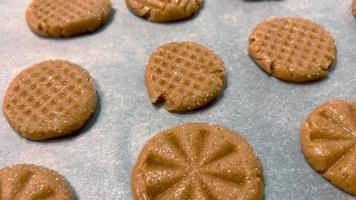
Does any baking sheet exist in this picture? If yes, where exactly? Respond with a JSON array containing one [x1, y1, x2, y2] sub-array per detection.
[[0, 0, 355, 199]]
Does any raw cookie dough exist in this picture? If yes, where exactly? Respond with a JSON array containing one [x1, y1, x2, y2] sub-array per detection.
[[145, 41, 226, 112], [0, 164, 74, 200], [3, 60, 97, 140], [248, 17, 336, 82], [26, 0, 112, 37], [301, 99, 356, 195], [132, 123, 264, 200], [126, 0, 202, 22]]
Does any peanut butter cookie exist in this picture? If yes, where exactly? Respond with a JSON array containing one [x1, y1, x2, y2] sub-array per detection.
[[301, 99, 356, 195], [26, 0, 112, 37], [126, 0, 202, 22], [0, 164, 74, 200], [3, 60, 97, 140], [249, 17, 336, 82], [132, 123, 264, 200], [145, 42, 226, 112]]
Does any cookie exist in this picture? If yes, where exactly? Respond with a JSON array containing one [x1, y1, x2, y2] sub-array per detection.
[[145, 42, 226, 112], [248, 17, 337, 82], [132, 123, 264, 200], [353, 0, 356, 16], [301, 99, 356, 195], [26, 0, 112, 37], [3, 60, 97, 141], [0, 164, 74, 200], [126, 0, 202, 22]]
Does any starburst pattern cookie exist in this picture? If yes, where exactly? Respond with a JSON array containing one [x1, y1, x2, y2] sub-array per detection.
[[0, 164, 74, 200], [132, 123, 264, 200], [301, 99, 356, 195]]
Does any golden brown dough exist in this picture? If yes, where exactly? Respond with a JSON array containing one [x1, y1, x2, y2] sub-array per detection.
[[249, 17, 336, 82], [26, 0, 112, 37], [132, 123, 264, 200], [145, 41, 226, 112], [301, 99, 356, 195], [3, 60, 97, 140], [0, 164, 74, 200], [126, 0, 202, 22]]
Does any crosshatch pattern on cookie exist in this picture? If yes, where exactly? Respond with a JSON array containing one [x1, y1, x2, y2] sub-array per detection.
[[249, 17, 336, 82], [145, 42, 226, 112], [3, 60, 97, 140], [26, 0, 112, 37], [126, 0, 202, 22]]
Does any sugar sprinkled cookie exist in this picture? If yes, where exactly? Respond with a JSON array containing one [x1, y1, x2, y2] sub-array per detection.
[[3, 60, 97, 140], [132, 123, 264, 200], [0, 164, 74, 200], [26, 0, 112, 37], [248, 17, 336, 82], [126, 0, 202, 22], [145, 41, 226, 112], [301, 99, 356, 195]]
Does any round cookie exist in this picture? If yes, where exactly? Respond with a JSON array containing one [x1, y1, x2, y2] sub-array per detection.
[[26, 0, 112, 37], [126, 0, 202, 22], [145, 41, 226, 112], [132, 123, 264, 200], [0, 164, 74, 200], [3, 60, 97, 141], [353, 0, 356, 16], [248, 17, 337, 82], [301, 99, 356, 195]]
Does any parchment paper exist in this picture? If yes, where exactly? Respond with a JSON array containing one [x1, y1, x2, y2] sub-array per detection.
[[0, 0, 355, 199]]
